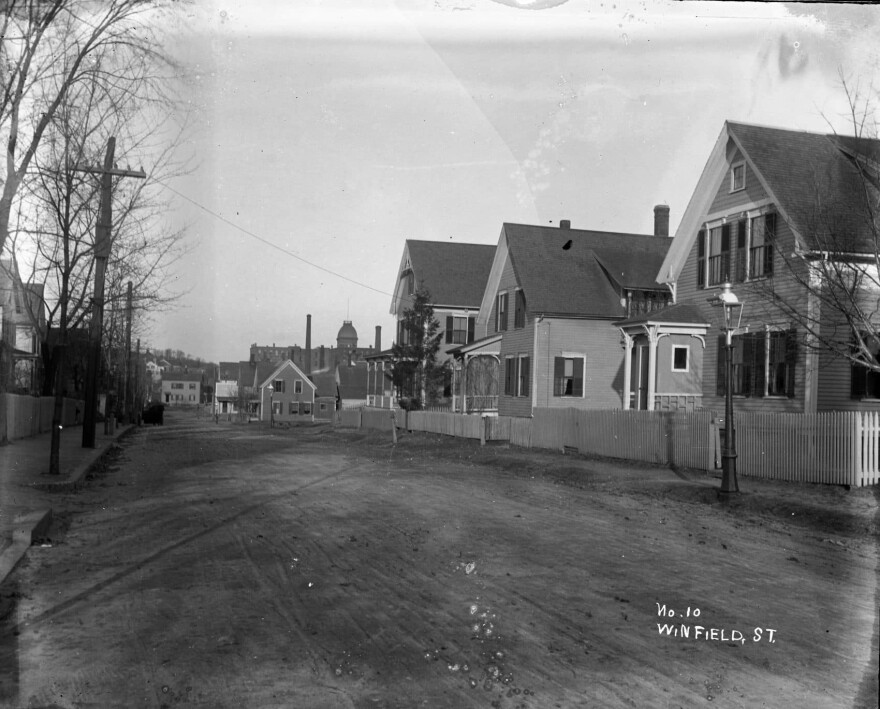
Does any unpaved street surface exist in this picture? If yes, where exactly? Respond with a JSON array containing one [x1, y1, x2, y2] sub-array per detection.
[[1, 410, 878, 708]]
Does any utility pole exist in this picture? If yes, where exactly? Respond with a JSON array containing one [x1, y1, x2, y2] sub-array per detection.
[[76, 137, 145, 448], [135, 338, 141, 424], [123, 281, 133, 423]]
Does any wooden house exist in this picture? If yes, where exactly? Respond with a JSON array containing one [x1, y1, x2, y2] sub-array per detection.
[[658, 121, 880, 413], [477, 218, 672, 417]]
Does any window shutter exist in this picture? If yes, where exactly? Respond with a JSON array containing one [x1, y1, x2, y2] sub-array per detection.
[[504, 358, 513, 396], [765, 213, 776, 276], [721, 224, 731, 282], [445, 316, 453, 344], [467, 316, 475, 343], [753, 332, 766, 398], [553, 357, 564, 396], [573, 358, 585, 397], [852, 362, 867, 399], [736, 220, 746, 248], [521, 357, 530, 397], [742, 334, 754, 397], [697, 229, 705, 288], [785, 329, 797, 398], [716, 335, 726, 397]]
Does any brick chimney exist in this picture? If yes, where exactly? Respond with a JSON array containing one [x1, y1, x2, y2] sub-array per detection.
[[375, 325, 381, 352], [560, 219, 571, 229], [305, 314, 312, 375], [653, 205, 670, 237]]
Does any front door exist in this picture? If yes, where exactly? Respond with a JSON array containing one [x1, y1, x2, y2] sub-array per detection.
[[637, 345, 649, 410]]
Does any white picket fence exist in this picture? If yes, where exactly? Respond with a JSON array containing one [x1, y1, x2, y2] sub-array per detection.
[[854, 412, 880, 486], [340, 406, 880, 487]]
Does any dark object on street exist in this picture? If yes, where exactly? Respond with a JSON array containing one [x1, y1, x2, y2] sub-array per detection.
[[142, 402, 164, 425]]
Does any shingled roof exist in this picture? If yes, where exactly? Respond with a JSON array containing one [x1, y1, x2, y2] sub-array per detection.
[[406, 240, 496, 308], [502, 223, 671, 318], [727, 122, 880, 253]]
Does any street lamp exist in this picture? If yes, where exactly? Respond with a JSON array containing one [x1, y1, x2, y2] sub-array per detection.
[[267, 384, 274, 428], [709, 282, 744, 495]]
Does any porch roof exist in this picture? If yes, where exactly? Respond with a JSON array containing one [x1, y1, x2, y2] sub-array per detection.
[[448, 333, 502, 358], [614, 303, 710, 328]]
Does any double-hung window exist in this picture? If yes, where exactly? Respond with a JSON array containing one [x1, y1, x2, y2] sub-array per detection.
[[294, 380, 303, 394], [748, 213, 776, 279], [730, 162, 745, 192], [707, 224, 731, 286], [496, 292, 508, 332], [717, 329, 796, 398], [273, 379, 285, 394], [445, 315, 475, 344], [850, 336, 880, 399], [504, 355, 530, 397], [553, 357, 584, 397], [517, 355, 530, 397]]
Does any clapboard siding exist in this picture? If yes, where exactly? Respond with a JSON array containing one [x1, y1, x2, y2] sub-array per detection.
[[676, 148, 811, 413], [498, 316, 534, 417], [533, 318, 625, 410], [488, 255, 517, 335], [707, 145, 768, 215]]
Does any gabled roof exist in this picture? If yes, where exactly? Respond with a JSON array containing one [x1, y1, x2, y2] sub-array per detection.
[[310, 371, 338, 398], [728, 122, 880, 253], [659, 121, 880, 286], [392, 240, 496, 314], [257, 359, 316, 391], [497, 223, 671, 319]]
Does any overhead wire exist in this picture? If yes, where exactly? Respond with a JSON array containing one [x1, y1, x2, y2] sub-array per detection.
[[157, 180, 394, 298]]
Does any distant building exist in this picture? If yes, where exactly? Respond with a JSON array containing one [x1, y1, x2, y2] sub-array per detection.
[[161, 371, 203, 406]]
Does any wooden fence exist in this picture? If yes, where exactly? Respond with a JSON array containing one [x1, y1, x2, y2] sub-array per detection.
[[339, 407, 880, 487], [1, 394, 82, 443]]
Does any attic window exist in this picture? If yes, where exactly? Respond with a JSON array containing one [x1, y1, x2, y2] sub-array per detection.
[[401, 269, 415, 295], [730, 162, 745, 192]]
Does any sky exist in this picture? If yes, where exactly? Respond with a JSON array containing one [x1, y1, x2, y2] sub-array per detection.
[[147, 0, 880, 363]]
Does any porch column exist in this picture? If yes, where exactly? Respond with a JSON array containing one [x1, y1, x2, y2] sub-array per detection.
[[461, 354, 469, 413], [621, 331, 633, 410], [451, 362, 457, 413], [647, 326, 658, 411]]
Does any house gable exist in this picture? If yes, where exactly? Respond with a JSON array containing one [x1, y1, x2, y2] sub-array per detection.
[[259, 359, 316, 394], [390, 240, 496, 317]]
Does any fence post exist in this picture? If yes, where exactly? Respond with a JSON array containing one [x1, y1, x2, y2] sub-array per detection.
[[853, 411, 863, 488], [390, 410, 397, 444], [480, 414, 487, 446]]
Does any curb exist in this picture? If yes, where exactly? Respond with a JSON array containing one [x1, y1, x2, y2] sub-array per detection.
[[31, 425, 135, 493], [0, 425, 135, 587], [0, 509, 52, 587]]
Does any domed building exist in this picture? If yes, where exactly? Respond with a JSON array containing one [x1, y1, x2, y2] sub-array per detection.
[[336, 320, 358, 352]]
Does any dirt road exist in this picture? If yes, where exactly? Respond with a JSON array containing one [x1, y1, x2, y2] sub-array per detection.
[[1, 411, 877, 708]]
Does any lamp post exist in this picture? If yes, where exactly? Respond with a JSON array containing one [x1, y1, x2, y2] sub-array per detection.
[[267, 384, 274, 428], [709, 282, 744, 495]]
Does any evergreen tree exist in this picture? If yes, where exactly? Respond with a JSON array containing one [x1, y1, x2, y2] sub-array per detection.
[[390, 288, 447, 409]]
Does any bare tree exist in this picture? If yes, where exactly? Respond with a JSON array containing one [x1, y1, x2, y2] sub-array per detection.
[[743, 75, 880, 384], [1, 2, 192, 473], [0, 0, 188, 259]]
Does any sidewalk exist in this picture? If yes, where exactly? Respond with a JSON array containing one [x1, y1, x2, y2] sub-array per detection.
[[0, 423, 133, 586]]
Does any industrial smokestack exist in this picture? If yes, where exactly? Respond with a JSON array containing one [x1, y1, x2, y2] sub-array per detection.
[[653, 205, 670, 237], [305, 314, 312, 375], [375, 325, 381, 353]]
